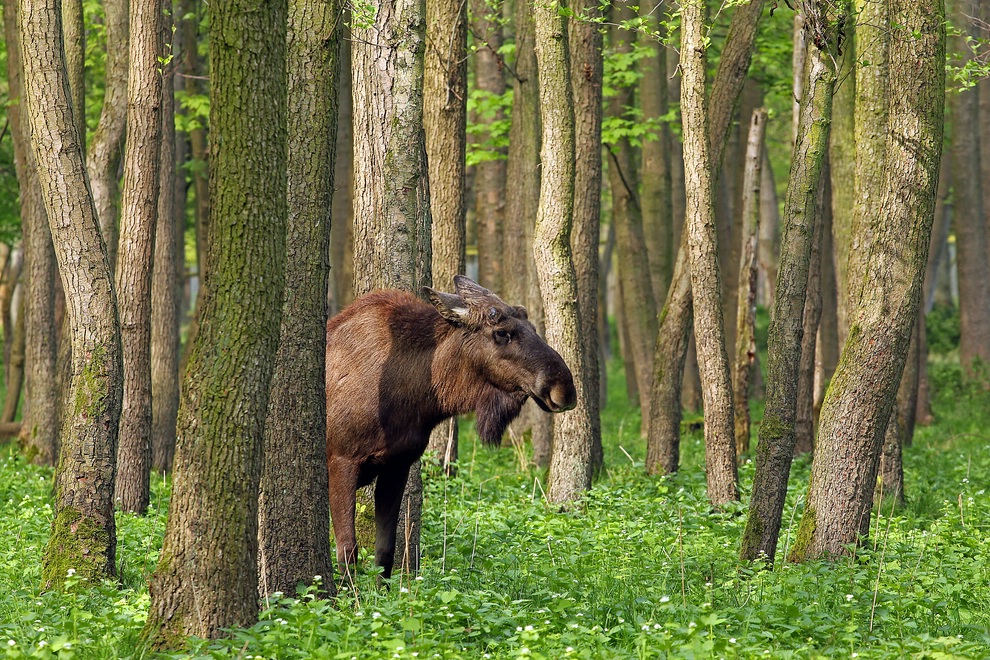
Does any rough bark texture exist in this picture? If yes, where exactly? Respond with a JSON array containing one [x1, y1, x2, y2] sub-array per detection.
[[639, 5, 672, 305], [85, 0, 128, 270], [6, 0, 58, 464], [151, 0, 183, 475], [351, 0, 431, 572], [62, 0, 84, 142], [646, 0, 765, 477], [789, 0, 943, 561], [829, 13, 855, 343], [145, 0, 287, 644], [20, 0, 124, 588], [532, 0, 592, 504], [257, 0, 339, 600], [740, 5, 836, 563], [732, 108, 767, 457], [424, 0, 468, 470], [569, 0, 603, 474], [471, 0, 507, 292], [330, 30, 354, 314], [680, 0, 738, 507], [950, 0, 990, 371], [115, 0, 163, 514]]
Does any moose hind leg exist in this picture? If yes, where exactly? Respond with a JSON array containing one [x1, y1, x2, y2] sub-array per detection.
[[374, 463, 412, 581], [328, 456, 360, 576]]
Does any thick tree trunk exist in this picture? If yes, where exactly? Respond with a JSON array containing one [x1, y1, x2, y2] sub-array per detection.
[[258, 0, 339, 600], [85, 0, 128, 270], [790, 0, 943, 561], [646, 0, 765, 478], [680, 0, 738, 506], [732, 108, 767, 457], [5, 0, 57, 464], [146, 0, 287, 643], [21, 0, 124, 588], [532, 0, 593, 504], [471, 0, 507, 292], [740, 4, 836, 563], [424, 0, 467, 472], [115, 0, 163, 514]]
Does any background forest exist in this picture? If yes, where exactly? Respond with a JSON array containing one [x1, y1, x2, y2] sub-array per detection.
[[0, 0, 988, 657]]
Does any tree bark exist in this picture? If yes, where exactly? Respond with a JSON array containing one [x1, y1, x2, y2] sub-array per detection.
[[258, 0, 339, 600], [424, 0, 468, 472], [85, 0, 128, 270], [740, 3, 837, 563], [3, 291, 25, 424], [20, 0, 124, 589], [789, 0, 943, 561], [829, 11, 855, 344], [813, 189, 839, 441], [5, 0, 58, 464], [330, 29, 354, 314], [732, 107, 767, 457], [146, 0, 287, 643], [646, 0, 765, 478], [532, 0, 593, 504], [115, 0, 163, 514], [757, 147, 779, 307]]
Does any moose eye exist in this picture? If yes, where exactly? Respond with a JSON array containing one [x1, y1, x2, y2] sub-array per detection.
[[494, 328, 511, 345]]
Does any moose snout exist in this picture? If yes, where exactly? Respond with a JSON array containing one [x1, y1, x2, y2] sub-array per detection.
[[534, 370, 576, 412]]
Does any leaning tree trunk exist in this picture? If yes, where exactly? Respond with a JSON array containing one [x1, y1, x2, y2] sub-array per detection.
[[789, 0, 943, 561], [351, 0, 431, 573], [740, 3, 837, 564], [568, 0, 603, 474], [532, 0, 594, 504], [85, 0, 128, 270], [732, 107, 767, 457], [20, 0, 124, 589], [646, 0, 765, 478], [115, 0, 163, 514], [424, 0, 467, 472], [679, 0, 738, 507], [258, 0, 339, 600], [5, 0, 57, 464], [145, 0, 287, 644]]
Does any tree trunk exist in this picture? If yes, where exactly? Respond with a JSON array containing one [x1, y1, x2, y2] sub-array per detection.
[[62, 0, 84, 143], [3, 291, 25, 424], [330, 29, 353, 314], [813, 188, 839, 441], [680, 0, 738, 507], [740, 4, 837, 563], [829, 13, 855, 344], [569, 0, 603, 474], [532, 0, 593, 504], [732, 107, 767, 457], [151, 0, 184, 475], [789, 0, 943, 561], [757, 147, 780, 307], [424, 0, 467, 472], [351, 0, 431, 573], [258, 0, 339, 600], [21, 0, 125, 589], [145, 0, 287, 643], [471, 0, 506, 292], [646, 0, 765, 477], [85, 0, 128, 270], [5, 0, 57, 464], [115, 0, 163, 514]]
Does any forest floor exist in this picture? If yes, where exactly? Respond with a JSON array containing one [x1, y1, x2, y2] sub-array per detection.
[[0, 355, 988, 658]]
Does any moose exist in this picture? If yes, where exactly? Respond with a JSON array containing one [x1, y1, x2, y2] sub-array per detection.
[[326, 275, 576, 580]]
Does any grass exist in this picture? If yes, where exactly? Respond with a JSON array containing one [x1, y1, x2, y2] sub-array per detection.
[[0, 358, 988, 658]]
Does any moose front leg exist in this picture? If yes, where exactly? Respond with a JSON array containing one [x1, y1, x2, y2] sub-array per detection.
[[373, 463, 412, 581], [327, 455, 360, 580]]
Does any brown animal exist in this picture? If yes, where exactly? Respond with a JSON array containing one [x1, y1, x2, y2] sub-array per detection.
[[326, 275, 576, 579]]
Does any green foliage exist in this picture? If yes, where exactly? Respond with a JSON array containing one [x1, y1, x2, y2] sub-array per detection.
[[926, 306, 961, 355], [2, 357, 990, 657], [466, 89, 512, 167]]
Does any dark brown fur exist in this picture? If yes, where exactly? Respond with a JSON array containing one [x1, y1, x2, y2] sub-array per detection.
[[326, 276, 575, 579]]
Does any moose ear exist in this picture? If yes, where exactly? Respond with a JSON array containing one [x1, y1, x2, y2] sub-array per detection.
[[512, 305, 528, 321], [424, 287, 470, 324], [453, 275, 493, 302]]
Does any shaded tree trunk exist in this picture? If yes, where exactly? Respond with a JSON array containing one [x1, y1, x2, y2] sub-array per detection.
[[258, 0, 339, 600], [813, 193, 839, 442], [115, 0, 163, 514], [829, 12, 855, 344], [330, 29, 354, 314], [145, 0, 287, 643], [790, 0, 943, 561], [21, 0, 124, 588], [740, 3, 837, 563], [757, 147, 780, 307], [3, 291, 25, 424]]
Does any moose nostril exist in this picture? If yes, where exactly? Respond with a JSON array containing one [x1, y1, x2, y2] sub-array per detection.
[[550, 382, 577, 411]]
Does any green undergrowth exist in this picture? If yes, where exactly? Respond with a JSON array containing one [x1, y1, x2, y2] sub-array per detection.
[[0, 360, 988, 658]]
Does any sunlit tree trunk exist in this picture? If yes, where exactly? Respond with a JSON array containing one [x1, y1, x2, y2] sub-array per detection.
[[146, 0, 287, 643], [790, 0, 943, 561], [21, 0, 124, 588]]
